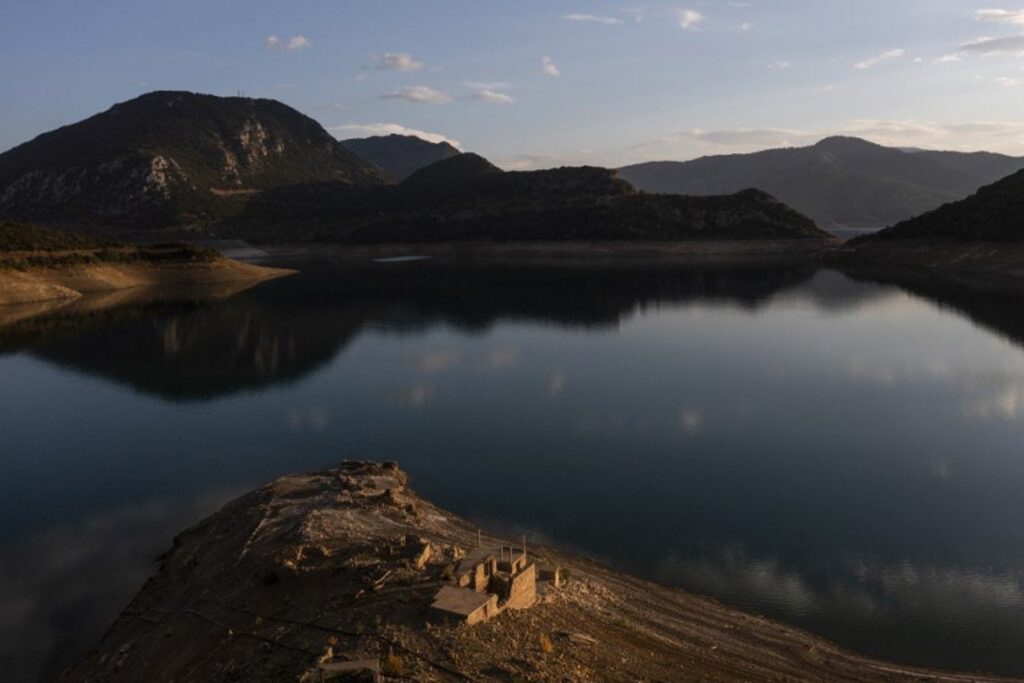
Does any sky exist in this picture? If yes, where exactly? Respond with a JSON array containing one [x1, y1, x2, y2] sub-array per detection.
[[3, 1, 1024, 169]]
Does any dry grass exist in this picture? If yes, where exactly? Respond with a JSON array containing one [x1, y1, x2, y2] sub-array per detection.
[[382, 650, 404, 677]]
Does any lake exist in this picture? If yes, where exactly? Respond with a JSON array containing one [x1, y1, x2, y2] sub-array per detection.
[[2, 257, 1024, 681]]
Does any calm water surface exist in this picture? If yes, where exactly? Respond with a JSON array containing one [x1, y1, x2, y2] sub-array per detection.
[[2, 259, 1024, 681]]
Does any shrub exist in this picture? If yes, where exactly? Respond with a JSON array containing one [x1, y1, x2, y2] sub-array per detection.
[[382, 651, 404, 677]]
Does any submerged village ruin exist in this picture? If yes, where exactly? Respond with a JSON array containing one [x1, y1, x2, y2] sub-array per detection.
[[431, 537, 561, 627], [63, 462, 583, 681], [63, 460, 1013, 682]]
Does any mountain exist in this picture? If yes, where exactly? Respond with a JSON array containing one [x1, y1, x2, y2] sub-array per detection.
[[340, 133, 461, 181], [239, 154, 830, 243], [856, 168, 1024, 242], [0, 92, 828, 244], [0, 91, 386, 229], [396, 151, 501, 195], [618, 137, 1024, 233]]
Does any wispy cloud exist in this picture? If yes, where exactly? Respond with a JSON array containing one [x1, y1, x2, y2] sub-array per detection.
[[468, 87, 516, 104], [676, 9, 704, 29], [328, 122, 462, 148], [976, 8, 1024, 26], [287, 406, 330, 432], [464, 80, 512, 90], [548, 370, 566, 398], [562, 13, 623, 25], [960, 34, 1024, 54], [498, 152, 559, 171], [854, 48, 904, 69], [541, 55, 561, 77], [398, 383, 431, 408], [380, 85, 452, 104], [632, 128, 811, 155], [366, 52, 424, 71], [265, 35, 311, 51], [484, 347, 520, 368], [415, 349, 460, 373], [678, 406, 704, 435]]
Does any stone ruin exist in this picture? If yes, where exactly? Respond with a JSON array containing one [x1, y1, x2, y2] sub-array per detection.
[[430, 537, 561, 625]]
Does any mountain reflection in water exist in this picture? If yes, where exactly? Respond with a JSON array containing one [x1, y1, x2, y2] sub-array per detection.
[[0, 260, 848, 401], [2, 258, 1024, 681]]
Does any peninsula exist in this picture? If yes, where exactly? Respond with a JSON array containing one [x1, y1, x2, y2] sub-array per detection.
[[63, 462, 1014, 682], [0, 221, 291, 306]]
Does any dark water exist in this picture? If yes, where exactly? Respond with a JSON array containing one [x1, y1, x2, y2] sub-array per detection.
[[3, 258, 1024, 681]]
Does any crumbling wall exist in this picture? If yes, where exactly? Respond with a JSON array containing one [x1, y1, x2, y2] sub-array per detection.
[[467, 594, 499, 626], [505, 564, 537, 610]]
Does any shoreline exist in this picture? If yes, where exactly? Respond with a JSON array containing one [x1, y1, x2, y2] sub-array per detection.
[[254, 237, 1024, 289], [0, 256, 293, 306], [62, 462, 1017, 682], [257, 238, 839, 264], [824, 239, 1024, 282]]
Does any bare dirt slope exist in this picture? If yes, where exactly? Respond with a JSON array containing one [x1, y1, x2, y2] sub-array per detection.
[[62, 463, 1017, 682], [0, 256, 291, 306]]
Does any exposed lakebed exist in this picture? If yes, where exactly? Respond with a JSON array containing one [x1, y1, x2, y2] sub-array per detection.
[[2, 257, 1024, 680]]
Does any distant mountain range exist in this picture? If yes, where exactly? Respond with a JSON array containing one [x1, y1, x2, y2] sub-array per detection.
[[618, 136, 1024, 233], [9, 91, 1021, 246], [240, 152, 829, 243], [340, 134, 460, 181], [0, 91, 829, 243], [0, 91, 386, 228]]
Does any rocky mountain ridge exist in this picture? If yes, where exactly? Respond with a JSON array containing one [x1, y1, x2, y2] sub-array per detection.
[[0, 91, 386, 228], [1, 92, 830, 243]]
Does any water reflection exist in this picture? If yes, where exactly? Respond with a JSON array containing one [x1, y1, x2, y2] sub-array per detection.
[[2, 259, 1024, 679], [0, 260, 832, 401], [0, 485, 245, 682], [654, 550, 1024, 673]]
